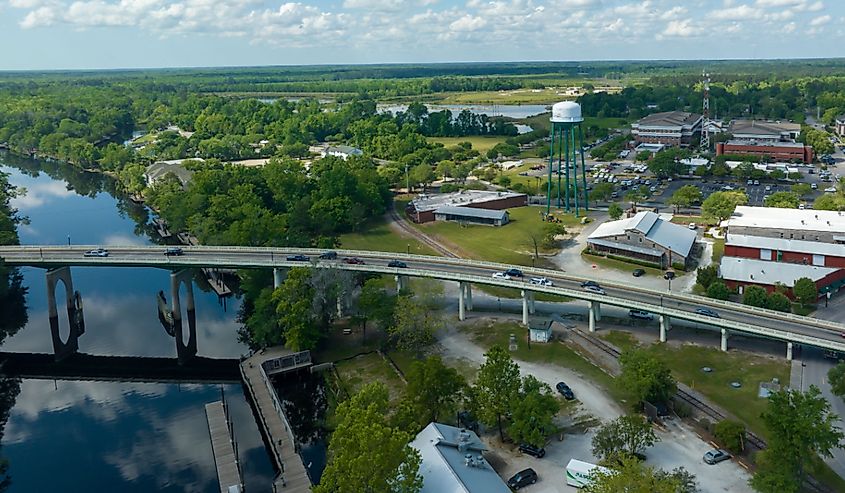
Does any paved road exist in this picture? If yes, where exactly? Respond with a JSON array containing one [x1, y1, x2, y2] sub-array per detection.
[[3, 245, 845, 353]]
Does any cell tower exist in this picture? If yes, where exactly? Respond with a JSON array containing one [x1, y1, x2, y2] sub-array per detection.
[[546, 101, 588, 217], [701, 72, 711, 151]]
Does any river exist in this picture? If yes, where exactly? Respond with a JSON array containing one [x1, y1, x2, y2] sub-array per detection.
[[0, 153, 276, 492]]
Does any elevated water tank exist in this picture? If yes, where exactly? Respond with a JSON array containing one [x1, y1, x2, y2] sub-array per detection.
[[550, 101, 583, 123]]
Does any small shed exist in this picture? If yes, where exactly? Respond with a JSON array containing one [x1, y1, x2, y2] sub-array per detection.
[[433, 206, 510, 226], [529, 320, 553, 343]]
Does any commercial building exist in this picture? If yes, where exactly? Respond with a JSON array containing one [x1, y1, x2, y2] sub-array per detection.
[[587, 211, 697, 268], [728, 120, 801, 142], [407, 190, 527, 224], [410, 423, 510, 493], [836, 115, 845, 138], [720, 206, 845, 296], [631, 111, 703, 148], [716, 140, 813, 164], [433, 206, 509, 226]]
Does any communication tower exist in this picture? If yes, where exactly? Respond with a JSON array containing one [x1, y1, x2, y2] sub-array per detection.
[[701, 72, 711, 151], [546, 101, 588, 216]]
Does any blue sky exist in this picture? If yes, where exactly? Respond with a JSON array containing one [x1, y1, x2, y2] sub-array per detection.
[[1, 0, 843, 70]]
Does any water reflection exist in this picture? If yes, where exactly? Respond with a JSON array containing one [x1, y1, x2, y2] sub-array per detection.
[[275, 372, 328, 484]]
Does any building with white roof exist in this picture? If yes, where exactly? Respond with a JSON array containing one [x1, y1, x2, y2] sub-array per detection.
[[322, 145, 363, 160], [587, 211, 698, 268], [407, 190, 527, 223], [725, 206, 845, 243], [434, 206, 509, 226], [410, 423, 510, 493], [720, 257, 840, 290], [631, 111, 702, 148]]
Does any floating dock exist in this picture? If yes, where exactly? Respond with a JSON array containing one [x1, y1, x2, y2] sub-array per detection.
[[205, 400, 243, 493]]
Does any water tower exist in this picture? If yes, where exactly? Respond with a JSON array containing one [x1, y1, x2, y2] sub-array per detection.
[[546, 101, 588, 216]]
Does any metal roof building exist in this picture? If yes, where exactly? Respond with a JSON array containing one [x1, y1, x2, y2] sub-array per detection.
[[720, 256, 839, 288], [434, 206, 509, 226], [410, 423, 510, 493], [588, 211, 697, 268]]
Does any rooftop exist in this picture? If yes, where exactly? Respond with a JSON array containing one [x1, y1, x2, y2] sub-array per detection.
[[633, 111, 702, 128], [724, 139, 806, 149], [588, 211, 697, 257], [434, 206, 509, 221], [326, 145, 363, 156], [410, 423, 510, 493], [727, 206, 845, 234], [728, 120, 801, 138], [144, 160, 199, 186], [720, 256, 838, 287], [727, 233, 845, 258], [411, 190, 526, 213]]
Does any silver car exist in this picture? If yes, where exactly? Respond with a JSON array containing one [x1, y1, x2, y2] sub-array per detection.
[[703, 449, 731, 465]]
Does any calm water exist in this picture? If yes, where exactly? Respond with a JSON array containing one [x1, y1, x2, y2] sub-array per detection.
[[0, 153, 275, 492], [377, 103, 549, 120]]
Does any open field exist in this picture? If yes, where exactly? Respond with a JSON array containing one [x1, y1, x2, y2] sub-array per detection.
[[340, 216, 438, 255], [334, 352, 406, 404], [428, 135, 508, 153], [438, 88, 569, 105]]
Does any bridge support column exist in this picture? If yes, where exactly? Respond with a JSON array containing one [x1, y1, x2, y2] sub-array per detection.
[[786, 342, 794, 361], [721, 328, 729, 352], [464, 283, 473, 311], [659, 315, 670, 343], [521, 290, 529, 326], [395, 275, 408, 293], [588, 301, 599, 333], [273, 268, 283, 289], [46, 266, 84, 361], [595, 301, 601, 322], [458, 282, 466, 321], [171, 270, 198, 364], [528, 291, 536, 315]]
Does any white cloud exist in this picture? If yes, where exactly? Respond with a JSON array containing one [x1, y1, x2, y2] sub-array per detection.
[[449, 14, 487, 31], [660, 18, 701, 37], [711, 4, 760, 21], [810, 14, 831, 26]]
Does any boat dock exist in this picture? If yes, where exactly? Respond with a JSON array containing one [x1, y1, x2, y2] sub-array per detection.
[[240, 348, 313, 492], [205, 400, 243, 493]]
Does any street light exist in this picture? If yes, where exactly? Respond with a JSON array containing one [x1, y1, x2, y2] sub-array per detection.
[[405, 163, 410, 193]]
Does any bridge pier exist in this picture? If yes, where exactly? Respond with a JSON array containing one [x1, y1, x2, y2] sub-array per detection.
[[171, 270, 198, 364], [459, 283, 466, 321], [528, 291, 536, 315], [395, 275, 408, 293], [786, 342, 794, 361], [721, 328, 729, 352], [273, 268, 283, 289], [464, 283, 473, 311], [588, 301, 599, 332], [521, 290, 529, 325], [659, 315, 670, 343], [46, 266, 85, 361]]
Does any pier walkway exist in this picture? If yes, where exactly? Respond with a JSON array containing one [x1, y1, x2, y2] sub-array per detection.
[[240, 347, 313, 492], [205, 400, 243, 493]]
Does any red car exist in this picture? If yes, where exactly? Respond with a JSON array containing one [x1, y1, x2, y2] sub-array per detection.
[[344, 257, 365, 265]]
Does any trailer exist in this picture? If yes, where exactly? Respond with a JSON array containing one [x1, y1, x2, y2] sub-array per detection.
[[565, 459, 611, 488]]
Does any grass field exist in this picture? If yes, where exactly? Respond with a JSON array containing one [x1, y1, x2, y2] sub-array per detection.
[[712, 238, 725, 262], [340, 216, 438, 255], [438, 88, 570, 105], [428, 135, 508, 153], [334, 352, 406, 404], [582, 251, 671, 277]]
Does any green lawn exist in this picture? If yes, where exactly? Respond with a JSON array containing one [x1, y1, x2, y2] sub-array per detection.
[[712, 238, 725, 262], [428, 136, 508, 153], [582, 251, 670, 277], [334, 352, 406, 404], [340, 217, 438, 256]]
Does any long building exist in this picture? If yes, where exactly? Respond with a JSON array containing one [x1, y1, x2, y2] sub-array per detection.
[[631, 111, 702, 148], [587, 211, 697, 269], [728, 120, 801, 142], [716, 119, 812, 163], [406, 190, 527, 224]]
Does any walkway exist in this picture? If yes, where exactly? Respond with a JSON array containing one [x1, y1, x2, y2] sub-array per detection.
[[240, 347, 312, 492], [205, 400, 243, 493]]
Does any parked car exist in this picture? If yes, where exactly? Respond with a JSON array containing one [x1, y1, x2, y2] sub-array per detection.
[[507, 468, 538, 490], [764, 185, 772, 192], [703, 449, 732, 465], [286, 254, 310, 262], [492, 272, 512, 280], [343, 257, 365, 265], [556, 382, 575, 400], [632, 268, 645, 277], [83, 248, 109, 258], [746, 179, 753, 185], [518, 443, 546, 458], [583, 285, 606, 295], [811, 183, 818, 190], [753, 179, 760, 186], [388, 260, 407, 268], [825, 187, 838, 193], [504, 268, 524, 278], [629, 309, 653, 320], [664, 271, 676, 280], [529, 277, 553, 286], [696, 307, 720, 318], [318, 251, 338, 260], [688, 222, 696, 230], [580, 280, 600, 288], [164, 247, 183, 256]]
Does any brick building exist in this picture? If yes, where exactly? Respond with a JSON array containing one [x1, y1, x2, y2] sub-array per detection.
[[631, 111, 703, 148], [716, 140, 813, 164], [406, 190, 527, 224], [587, 211, 697, 268]]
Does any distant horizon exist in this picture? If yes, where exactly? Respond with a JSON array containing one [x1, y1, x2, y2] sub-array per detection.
[[1, 0, 842, 71]]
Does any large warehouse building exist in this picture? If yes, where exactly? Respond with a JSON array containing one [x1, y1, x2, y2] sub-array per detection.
[[406, 190, 527, 224], [716, 119, 813, 164], [587, 211, 697, 269], [720, 206, 845, 297], [631, 111, 703, 148]]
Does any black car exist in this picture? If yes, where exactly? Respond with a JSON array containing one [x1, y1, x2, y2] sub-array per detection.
[[632, 269, 645, 277], [580, 280, 599, 288], [696, 307, 720, 318], [286, 254, 310, 262], [663, 271, 675, 280], [556, 382, 575, 400], [164, 247, 183, 256], [318, 251, 338, 260], [507, 468, 538, 490], [504, 268, 524, 278], [388, 260, 407, 268], [518, 443, 545, 458]]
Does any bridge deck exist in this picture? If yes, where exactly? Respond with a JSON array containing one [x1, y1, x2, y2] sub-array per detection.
[[241, 347, 312, 492], [205, 401, 243, 493]]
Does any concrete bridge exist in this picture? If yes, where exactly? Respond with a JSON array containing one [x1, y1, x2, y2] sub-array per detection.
[[2, 245, 845, 360]]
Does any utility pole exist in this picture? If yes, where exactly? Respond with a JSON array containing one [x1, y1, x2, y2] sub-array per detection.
[[701, 71, 711, 152], [405, 163, 410, 193]]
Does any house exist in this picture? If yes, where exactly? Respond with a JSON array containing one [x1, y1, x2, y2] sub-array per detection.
[[322, 145, 363, 160], [631, 111, 703, 148], [587, 211, 697, 268], [407, 190, 527, 224], [409, 423, 510, 493], [836, 115, 845, 138], [433, 206, 509, 226], [143, 159, 200, 187]]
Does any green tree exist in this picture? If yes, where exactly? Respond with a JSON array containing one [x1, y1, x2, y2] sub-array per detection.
[[357, 278, 396, 335], [591, 182, 615, 203], [273, 267, 321, 351], [813, 193, 845, 211], [702, 191, 748, 224], [764, 191, 799, 208], [389, 290, 444, 353], [400, 356, 467, 430], [706, 280, 731, 301], [626, 189, 647, 209], [751, 386, 844, 493], [714, 419, 746, 453], [766, 292, 792, 313], [768, 169, 786, 181], [696, 265, 718, 290], [474, 345, 521, 441], [791, 183, 812, 197], [592, 414, 658, 463], [608, 202, 624, 220], [666, 185, 701, 213], [792, 277, 817, 306], [827, 363, 845, 400], [508, 375, 559, 448], [317, 383, 423, 493], [619, 349, 677, 405], [647, 148, 688, 177], [585, 457, 692, 493], [742, 285, 769, 308]]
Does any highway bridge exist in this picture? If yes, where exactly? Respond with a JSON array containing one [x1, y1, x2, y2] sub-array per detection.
[[2, 244, 845, 357]]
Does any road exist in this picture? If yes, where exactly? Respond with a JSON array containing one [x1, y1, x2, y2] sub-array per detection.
[[3, 245, 845, 354]]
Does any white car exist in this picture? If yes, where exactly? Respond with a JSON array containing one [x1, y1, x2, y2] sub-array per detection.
[[825, 187, 838, 193], [492, 272, 512, 280], [583, 285, 606, 295], [529, 277, 553, 286], [83, 248, 109, 258], [688, 223, 696, 230]]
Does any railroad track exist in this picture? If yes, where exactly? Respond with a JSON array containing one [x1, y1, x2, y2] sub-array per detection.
[[569, 328, 832, 492], [388, 205, 459, 258]]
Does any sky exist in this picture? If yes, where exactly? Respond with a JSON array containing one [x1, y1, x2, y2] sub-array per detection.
[[1, 0, 844, 70]]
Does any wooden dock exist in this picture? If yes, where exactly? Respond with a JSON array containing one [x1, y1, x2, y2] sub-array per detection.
[[241, 348, 313, 492], [205, 400, 243, 493]]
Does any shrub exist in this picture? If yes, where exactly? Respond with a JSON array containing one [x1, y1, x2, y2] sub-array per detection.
[[714, 419, 746, 453]]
